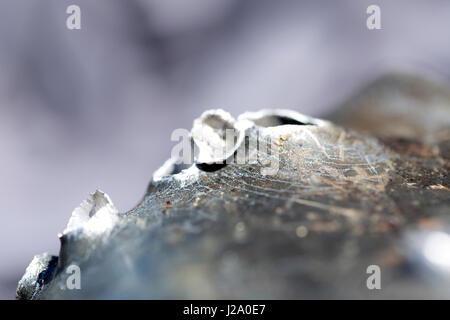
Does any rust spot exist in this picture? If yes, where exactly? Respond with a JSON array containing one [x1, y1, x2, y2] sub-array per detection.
[[418, 218, 442, 229], [375, 221, 395, 233], [311, 221, 340, 232], [381, 137, 439, 158], [379, 249, 404, 267], [427, 184, 450, 191]]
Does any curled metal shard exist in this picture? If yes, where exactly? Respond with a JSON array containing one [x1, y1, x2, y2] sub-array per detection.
[[17, 73, 450, 299], [63, 189, 119, 237]]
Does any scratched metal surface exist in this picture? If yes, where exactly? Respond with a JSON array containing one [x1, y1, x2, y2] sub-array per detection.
[[17, 73, 450, 299]]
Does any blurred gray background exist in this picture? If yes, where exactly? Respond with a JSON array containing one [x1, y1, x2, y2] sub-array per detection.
[[1, 0, 450, 299]]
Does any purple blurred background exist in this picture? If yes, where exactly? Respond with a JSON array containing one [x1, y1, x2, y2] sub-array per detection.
[[1, 0, 450, 299]]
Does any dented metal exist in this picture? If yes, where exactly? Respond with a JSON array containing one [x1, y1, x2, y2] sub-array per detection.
[[17, 73, 450, 299]]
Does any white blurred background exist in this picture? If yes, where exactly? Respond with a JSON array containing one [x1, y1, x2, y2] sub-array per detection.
[[1, 0, 450, 299]]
